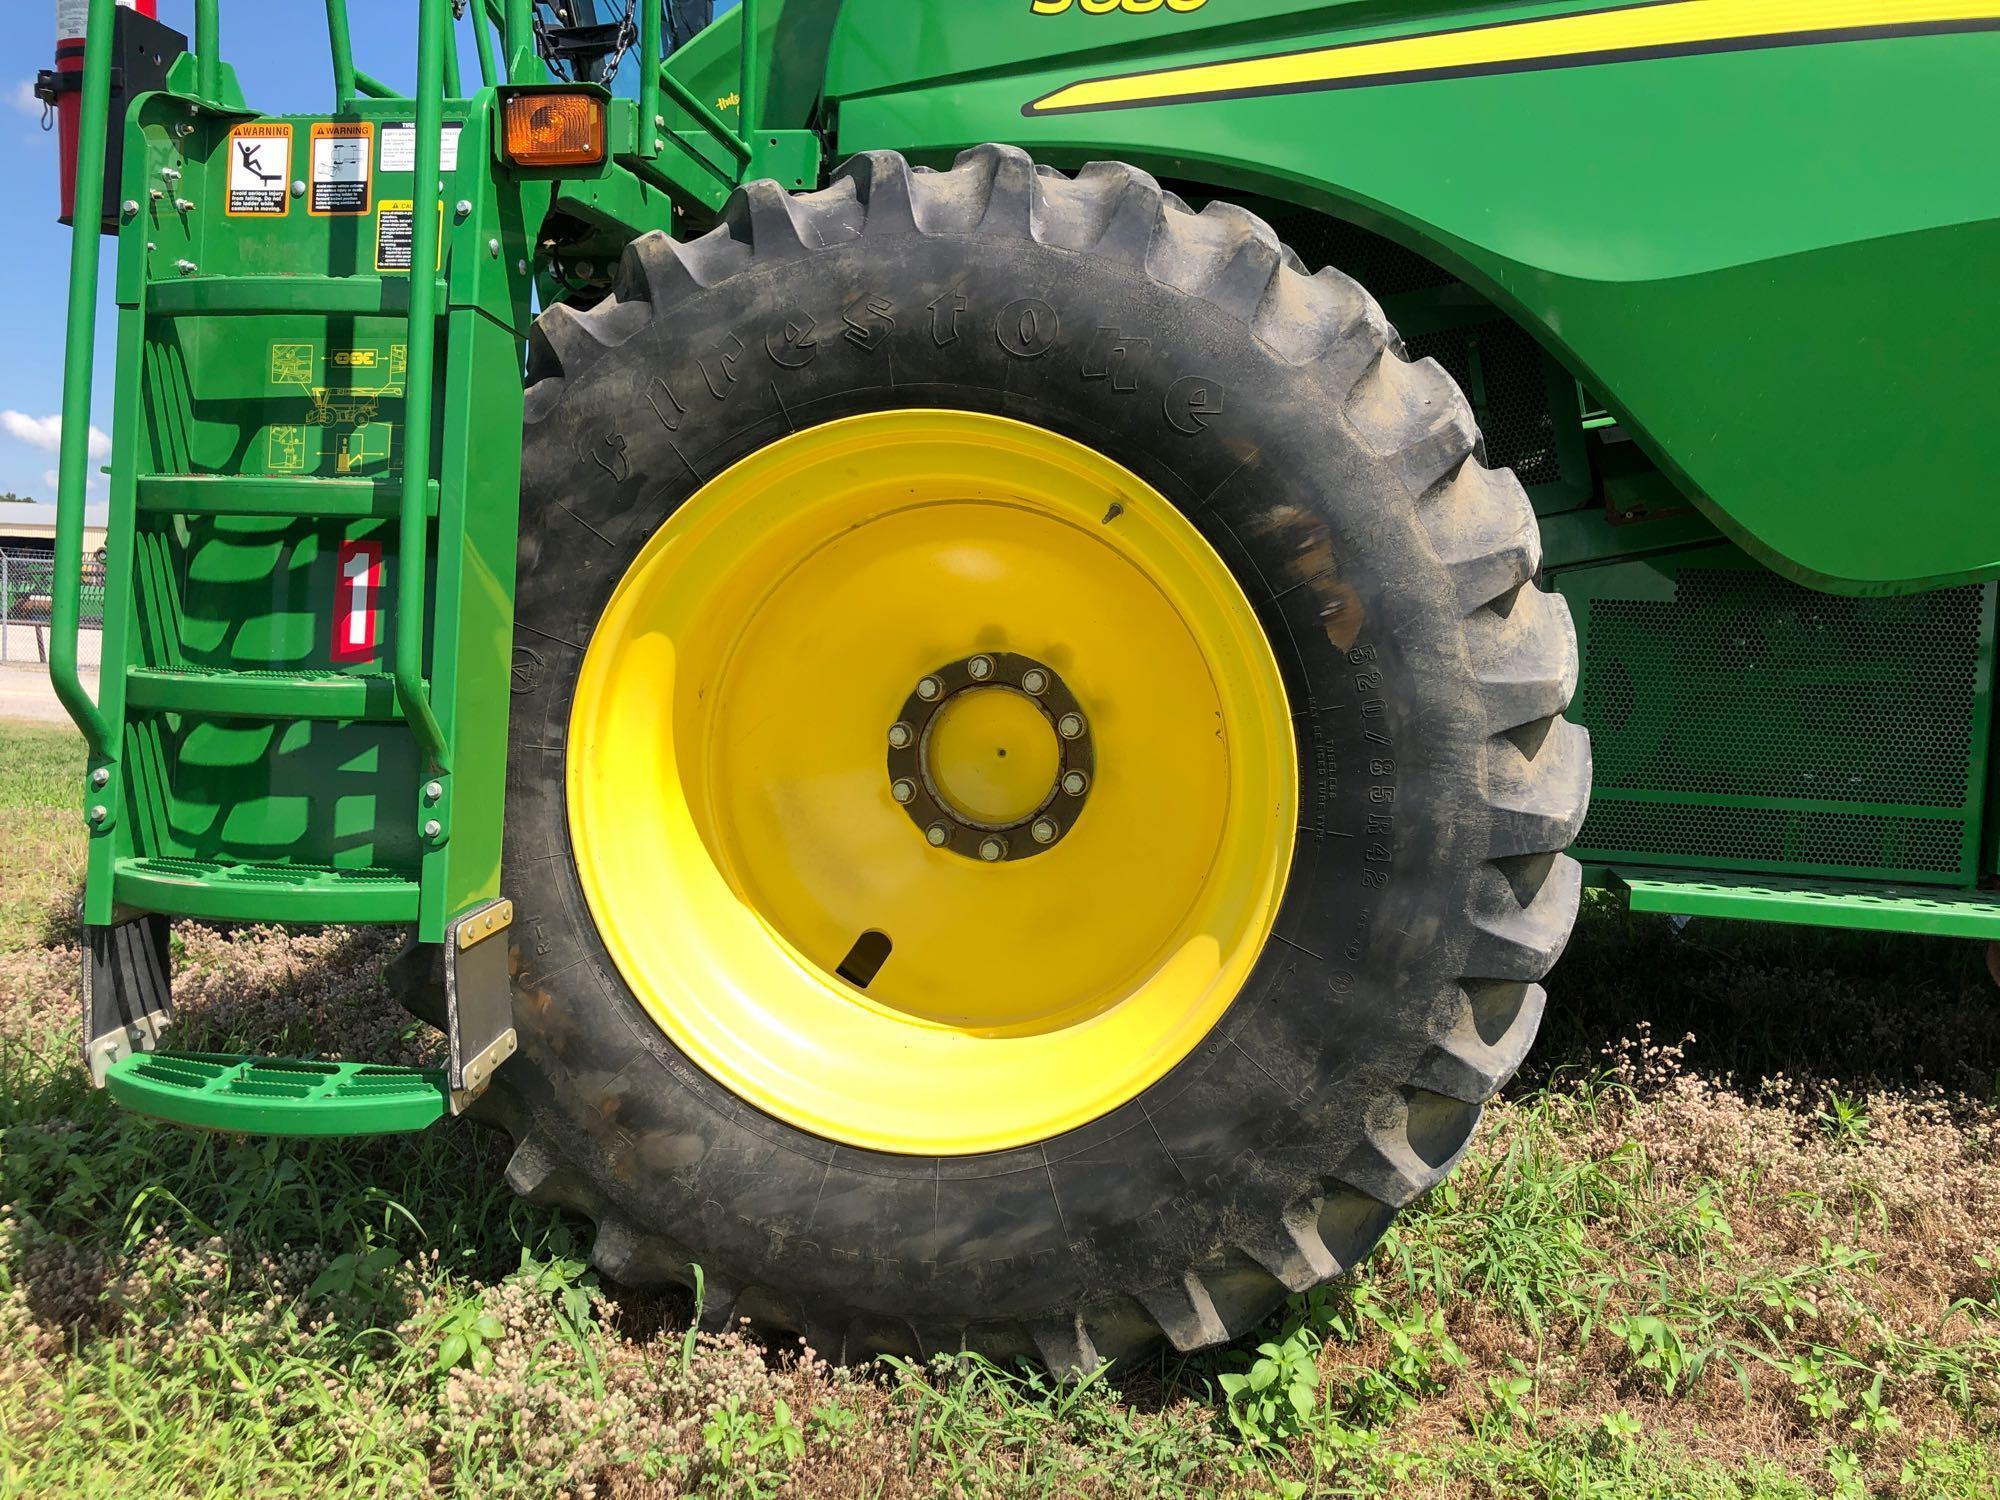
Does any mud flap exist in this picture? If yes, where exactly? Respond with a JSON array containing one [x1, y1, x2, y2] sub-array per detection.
[[445, 898, 518, 1112], [83, 914, 172, 1086]]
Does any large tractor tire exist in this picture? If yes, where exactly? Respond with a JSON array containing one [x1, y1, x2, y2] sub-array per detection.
[[492, 145, 1589, 1368]]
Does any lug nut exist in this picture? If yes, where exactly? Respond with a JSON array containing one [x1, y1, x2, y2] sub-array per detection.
[[887, 722, 913, 749], [423, 818, 443, 838], [88, 804, 108, 825], [891, 778, 916, 804], [424, 780, 444, 802], [1061, 770, 1088, 796], [926, 823, 950, 847], [978, 836, 1007, 862], [968, 655, 993, 681], [90, 767, 111, 789], [1031, 818, 1058, 845], [1057, 712, 1085, 740], [916, 676, 942, 702], [1021, 668, 1048, 695]]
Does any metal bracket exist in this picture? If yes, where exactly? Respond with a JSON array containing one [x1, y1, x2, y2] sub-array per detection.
[[444, 897, 518, 1113], [82, 914, 172, 1087]]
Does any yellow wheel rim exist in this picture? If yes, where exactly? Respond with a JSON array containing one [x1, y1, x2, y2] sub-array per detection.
[[567, 410, 1296, 1154]]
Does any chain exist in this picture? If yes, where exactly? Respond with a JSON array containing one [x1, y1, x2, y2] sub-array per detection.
[[599, 0, 640, 85]]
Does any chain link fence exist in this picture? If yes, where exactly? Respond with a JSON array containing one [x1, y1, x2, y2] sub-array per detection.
[[0, 549, 105, 671]]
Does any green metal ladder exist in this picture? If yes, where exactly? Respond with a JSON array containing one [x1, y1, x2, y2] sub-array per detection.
[[55, 0, 523, 945], [51, 0, 793, 1135]]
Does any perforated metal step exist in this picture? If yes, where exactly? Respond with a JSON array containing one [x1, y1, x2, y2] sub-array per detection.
[[103, 1051, 448, 1135]]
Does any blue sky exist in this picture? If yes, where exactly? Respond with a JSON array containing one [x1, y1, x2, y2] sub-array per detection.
[[0, 2, 733, 504]]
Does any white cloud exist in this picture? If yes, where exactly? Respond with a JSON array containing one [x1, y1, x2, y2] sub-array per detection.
[[3, 411, 110, 460], [9, 81, 41, 120], [40, 467, 106, 498]]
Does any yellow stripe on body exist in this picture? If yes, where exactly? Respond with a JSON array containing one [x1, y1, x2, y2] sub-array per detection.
[[1028, 0, 1998, 113]]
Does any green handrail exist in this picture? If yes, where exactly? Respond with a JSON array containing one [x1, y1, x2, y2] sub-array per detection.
[[52, 0, 118, 760], [504, 0, 535, 81], [326, 0, 358, 104], [738, 0, 758, 140], [195, 0, 221, 100], [638, 0, 661, 158], [471, 0, 500, 88], [398, 0, 452, 772]]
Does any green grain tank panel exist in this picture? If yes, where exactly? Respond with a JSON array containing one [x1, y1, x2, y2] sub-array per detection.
[[817, 0, 2000, 594]]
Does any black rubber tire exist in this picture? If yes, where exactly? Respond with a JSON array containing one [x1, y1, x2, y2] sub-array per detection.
[[493, 145, 1590, 1370]]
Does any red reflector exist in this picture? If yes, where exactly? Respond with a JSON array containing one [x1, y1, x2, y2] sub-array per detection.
[[332, 541, 381, 663]]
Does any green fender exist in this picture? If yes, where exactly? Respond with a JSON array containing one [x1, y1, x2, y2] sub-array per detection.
[[806, 0, 2000, 596]]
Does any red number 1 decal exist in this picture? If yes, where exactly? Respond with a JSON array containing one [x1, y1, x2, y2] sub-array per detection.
[[332, 540, 382, 663]]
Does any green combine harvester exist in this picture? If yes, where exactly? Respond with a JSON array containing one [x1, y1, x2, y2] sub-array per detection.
[[42, 0, 2000, 1367]]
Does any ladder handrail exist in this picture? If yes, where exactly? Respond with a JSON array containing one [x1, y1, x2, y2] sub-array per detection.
[[52, 0, 118, 761], [398, 0, 452, 772]]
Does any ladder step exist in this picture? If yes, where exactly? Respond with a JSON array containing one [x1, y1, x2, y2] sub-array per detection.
[[104, 1050, 448, 1136], [137, 473, 439, 520], [146, 275, 447, 318], [126, 666, 403, 721], [114, 857, 421, 924]]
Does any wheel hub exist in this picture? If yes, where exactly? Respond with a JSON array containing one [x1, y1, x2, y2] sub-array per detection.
[[887, 652, 1094, 861], [564, 410, 1296, 1153]]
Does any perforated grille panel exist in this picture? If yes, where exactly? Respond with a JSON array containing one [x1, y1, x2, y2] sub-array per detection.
[[1262, 210, 1572, 489], [1264, 209, 1455, 297], [1405, 320, 1566, 487], [1562, 550, 1994, 884]]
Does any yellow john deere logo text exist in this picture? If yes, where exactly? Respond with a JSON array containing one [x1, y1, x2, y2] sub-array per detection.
[[1026, 0, 1999, 113], [1031, 0, 1208, 13]]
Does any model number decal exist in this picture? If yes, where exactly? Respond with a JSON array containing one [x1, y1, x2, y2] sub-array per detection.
[[1031, 0, 1208, 15]]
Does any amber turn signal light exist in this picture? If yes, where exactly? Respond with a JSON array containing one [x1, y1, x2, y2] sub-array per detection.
[[502, 92, 606, 168]]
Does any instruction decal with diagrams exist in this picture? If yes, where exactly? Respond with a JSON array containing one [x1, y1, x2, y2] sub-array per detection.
[[308, 121, 372, 214], [224, 122, 292, 216], [264, 337, 407, 477]]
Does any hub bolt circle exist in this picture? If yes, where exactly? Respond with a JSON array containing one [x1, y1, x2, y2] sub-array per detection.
[[916, 676, 943, 701], [978, 836, 1007, 862], [1031, 818, 1058, 845], [891, 778, 917, 805], [1061, 770, 1088, 796], [926, 823, 951, 847], [1021, 668, 1048, 695], [887, 722, 913, 749], [1057, 712, 1085, 740], [967, 655, 994, 680]]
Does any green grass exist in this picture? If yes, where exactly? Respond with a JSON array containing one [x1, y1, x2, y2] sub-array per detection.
[[0, 721, 82, 952], [1, 718, 1998, 1497]]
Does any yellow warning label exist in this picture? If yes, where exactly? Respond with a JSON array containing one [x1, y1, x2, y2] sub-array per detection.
[[374, 199, 444, 273], [225, 122, 292, 217]]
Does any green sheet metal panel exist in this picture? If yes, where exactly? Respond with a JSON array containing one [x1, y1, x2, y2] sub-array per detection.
[[1557, 544, 1997, 885], [821, 0, 2000, 593]]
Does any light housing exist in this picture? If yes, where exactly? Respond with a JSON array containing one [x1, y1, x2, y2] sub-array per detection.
[[501, 90, 606, 168]]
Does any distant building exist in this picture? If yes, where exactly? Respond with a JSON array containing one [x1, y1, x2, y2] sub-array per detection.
[[0, 503, 111, 559]]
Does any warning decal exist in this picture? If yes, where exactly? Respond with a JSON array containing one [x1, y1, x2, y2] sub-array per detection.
[[308, 121, 372, 215], [374, 200, 444, 273], [225, 122, 292, 216], [379, 122, 462, 174]]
